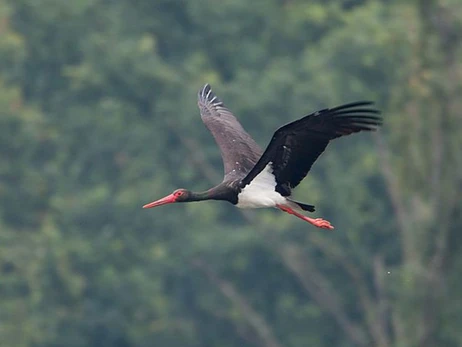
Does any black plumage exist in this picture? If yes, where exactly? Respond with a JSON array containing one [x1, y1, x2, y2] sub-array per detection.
[[239, 101, 382, 196]]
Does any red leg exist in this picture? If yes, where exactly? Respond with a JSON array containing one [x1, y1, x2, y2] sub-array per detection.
[[277, 205, 334, 230]]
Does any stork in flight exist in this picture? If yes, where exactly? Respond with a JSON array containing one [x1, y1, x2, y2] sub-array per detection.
[[143, 84, 382, 229]]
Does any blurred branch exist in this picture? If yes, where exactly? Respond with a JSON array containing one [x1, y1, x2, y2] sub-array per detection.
[[206, 308, 260, 346], [391, 310, 407, 346], [372, 255, 391, 347], [375, 133, 414, 262], [192, 258, 284, 347], [309, 234, 391, 347], [277, 243, 367, 347], [429, 101, 443, 210], [415, 1, 459, 345], [429, 180, 460, 274], [424, 0, 462, 279]]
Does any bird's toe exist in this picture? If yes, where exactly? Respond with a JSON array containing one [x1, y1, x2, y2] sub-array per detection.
[[313, 218, 334, 230]]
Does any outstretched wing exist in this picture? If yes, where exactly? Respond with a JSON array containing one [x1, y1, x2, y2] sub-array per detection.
[[240, 101, 382, 196], [198, 84, 263, 180]]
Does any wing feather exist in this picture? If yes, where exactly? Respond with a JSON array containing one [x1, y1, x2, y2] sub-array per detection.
[[198, 84, 262, 180], [240, 102, 382, 196]]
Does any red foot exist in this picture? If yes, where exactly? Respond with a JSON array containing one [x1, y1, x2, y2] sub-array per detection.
[[277, 205, 334, 230], [309, 218, 334, 230]]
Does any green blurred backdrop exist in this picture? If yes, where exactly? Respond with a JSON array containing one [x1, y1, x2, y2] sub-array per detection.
[[0, 0, 461, 346]]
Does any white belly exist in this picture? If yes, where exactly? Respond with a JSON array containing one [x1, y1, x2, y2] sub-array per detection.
[[236, 163, 287, 209]]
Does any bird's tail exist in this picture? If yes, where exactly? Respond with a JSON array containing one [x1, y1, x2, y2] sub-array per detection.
[[287, 198, 315, 212]]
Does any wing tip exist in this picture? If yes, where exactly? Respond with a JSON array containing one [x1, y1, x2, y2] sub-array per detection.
[[199, 83, 211, 96], [198, 83, 222, 106], [331, 100, 376, 111], [333, 100, 382, 124]]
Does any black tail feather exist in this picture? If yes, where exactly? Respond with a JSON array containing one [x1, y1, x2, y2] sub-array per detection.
[[288, 199, 315, 212]]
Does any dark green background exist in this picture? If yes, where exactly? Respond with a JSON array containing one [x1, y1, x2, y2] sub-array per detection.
[[1, 0, 461, 346]]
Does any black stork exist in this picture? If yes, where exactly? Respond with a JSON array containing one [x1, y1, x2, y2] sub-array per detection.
[[143, 84, 382, 229]]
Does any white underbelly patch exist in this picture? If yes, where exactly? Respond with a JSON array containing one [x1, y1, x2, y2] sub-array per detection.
[[236, 163, 286, 209]]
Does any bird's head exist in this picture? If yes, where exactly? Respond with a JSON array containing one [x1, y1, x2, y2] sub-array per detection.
[[142, 189, 190, 209]]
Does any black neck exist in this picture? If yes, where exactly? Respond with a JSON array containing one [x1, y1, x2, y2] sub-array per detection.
[[187, 190, 214, 202], [187, 184, 238, 204]]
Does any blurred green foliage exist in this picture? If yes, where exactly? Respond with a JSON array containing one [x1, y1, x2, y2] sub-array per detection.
[[0, 0, 461, 346]]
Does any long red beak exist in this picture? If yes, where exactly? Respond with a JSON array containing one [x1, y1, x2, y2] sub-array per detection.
[[143, 193, 176, 209]]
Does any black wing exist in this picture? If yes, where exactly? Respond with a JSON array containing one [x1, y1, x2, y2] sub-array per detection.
[[198, 84, 262, 181], [240, 101, 382, 196]]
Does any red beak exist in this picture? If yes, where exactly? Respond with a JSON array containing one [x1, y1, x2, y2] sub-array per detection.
[[143, 193, 176, 209]]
